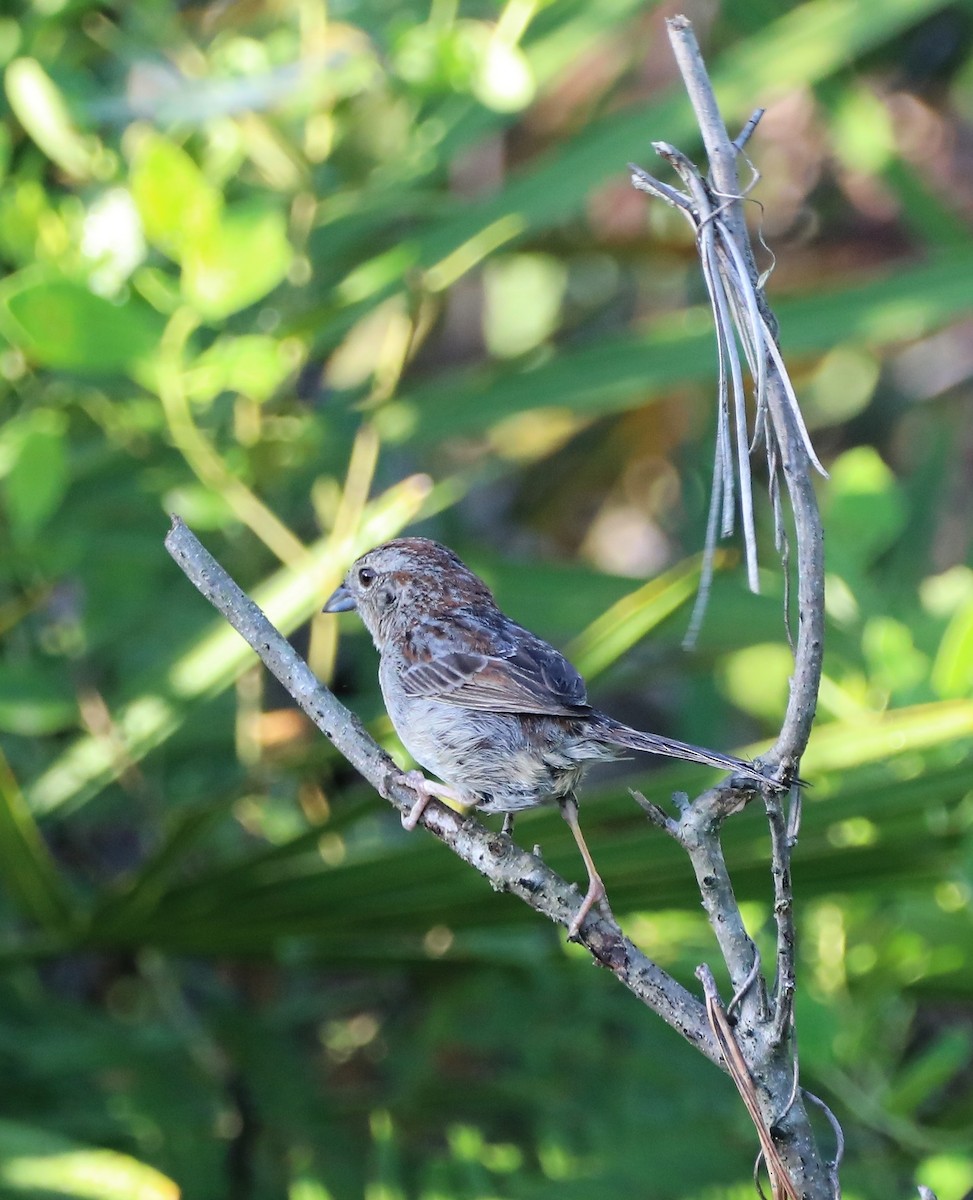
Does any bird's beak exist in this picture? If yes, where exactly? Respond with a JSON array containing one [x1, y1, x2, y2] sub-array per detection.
[[323, 583, 356, 613]]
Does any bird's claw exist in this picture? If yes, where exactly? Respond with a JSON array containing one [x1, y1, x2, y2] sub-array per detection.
[[400, 770, 467, 830], [567, 874, 610, 940]]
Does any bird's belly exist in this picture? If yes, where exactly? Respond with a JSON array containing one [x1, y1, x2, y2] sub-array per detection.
[[381, 687, 585, 814]]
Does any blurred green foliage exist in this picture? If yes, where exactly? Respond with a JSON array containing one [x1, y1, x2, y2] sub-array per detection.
[[1, 0, 973, 1196]]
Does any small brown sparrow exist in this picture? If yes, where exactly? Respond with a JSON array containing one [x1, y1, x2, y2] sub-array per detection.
[[325, 537, 773, 937]]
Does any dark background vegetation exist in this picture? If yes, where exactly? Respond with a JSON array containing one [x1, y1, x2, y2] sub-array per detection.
[[2, 0, 973, 1196]]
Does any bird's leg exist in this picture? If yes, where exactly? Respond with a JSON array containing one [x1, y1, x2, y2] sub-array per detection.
[[400, 770, 471, 830], [559, 795, 612, 938], [501, 813, 516, 837]]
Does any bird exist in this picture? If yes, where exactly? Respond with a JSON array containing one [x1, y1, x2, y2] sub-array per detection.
[[324, 537, 777, 937]]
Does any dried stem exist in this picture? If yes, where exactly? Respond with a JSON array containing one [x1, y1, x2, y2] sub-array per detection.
[[666, 15, 825, 769], [697, 965, 801, 1200]]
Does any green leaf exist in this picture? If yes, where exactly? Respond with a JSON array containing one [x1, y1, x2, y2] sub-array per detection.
[[181, 203, 292, 321], [469, 28, 535, 112], [801, 699, 973, 773], [720, 643, 795, 723], [0, 270, 163, 373]]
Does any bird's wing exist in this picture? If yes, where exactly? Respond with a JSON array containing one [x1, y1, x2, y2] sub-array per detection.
[[400, 632, 589, 717]]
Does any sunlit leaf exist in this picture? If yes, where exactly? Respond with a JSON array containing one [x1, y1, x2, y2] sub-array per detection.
[[181, 203, 292, 321], [4, 58, 106, 181], [129, 132, 221, 260], [0, 1119, 179, 1200], [567, 556, 701, 681], [931, 599, 973, 699]]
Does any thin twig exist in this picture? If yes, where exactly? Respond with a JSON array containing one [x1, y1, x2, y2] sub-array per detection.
[[734, 108, 765, 152], [629, 788, 678, 834], [727, 953, 763, 1019], [803, 1089, 845, 1199], [767, 793, 797, 1046], [628, 162, 694, 212], [675, 787, 768, 1019]]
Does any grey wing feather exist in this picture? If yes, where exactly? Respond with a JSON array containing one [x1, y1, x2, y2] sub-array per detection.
[[400, 629, 589, 716], [398, 652, 490, 697]]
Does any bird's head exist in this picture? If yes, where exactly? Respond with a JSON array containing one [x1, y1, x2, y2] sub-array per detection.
[[323, 537, 494, 648]]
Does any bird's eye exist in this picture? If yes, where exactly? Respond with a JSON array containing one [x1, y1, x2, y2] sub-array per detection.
[[358, 567, 376, 588]]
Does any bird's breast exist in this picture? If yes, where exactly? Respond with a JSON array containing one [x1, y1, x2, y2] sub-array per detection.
[[378, 656, 592, 813]]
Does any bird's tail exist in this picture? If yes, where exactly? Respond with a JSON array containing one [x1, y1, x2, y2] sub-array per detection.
[[591, 712, 772, 787]]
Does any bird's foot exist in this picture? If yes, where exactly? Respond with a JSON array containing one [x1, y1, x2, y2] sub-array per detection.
[[568, 872, 612, 940], [400, 770, 468, 830]]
